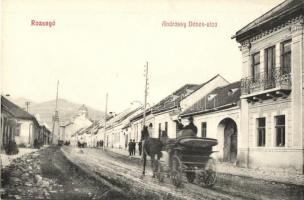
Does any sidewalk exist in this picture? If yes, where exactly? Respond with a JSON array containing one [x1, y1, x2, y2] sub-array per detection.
[[104, 147, 304, 186]]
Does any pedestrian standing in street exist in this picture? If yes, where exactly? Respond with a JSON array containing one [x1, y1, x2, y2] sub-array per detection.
[[132, 139, 136, 155], [128, 139, 132, 156], [138, 141, 142, 156]]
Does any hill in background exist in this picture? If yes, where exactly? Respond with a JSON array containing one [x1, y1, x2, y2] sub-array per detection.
[[11, 97, 104, 128]]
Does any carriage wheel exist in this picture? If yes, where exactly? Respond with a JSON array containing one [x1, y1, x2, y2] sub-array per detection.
[[198, 158, 216, 187], [170, 155, 183, 187], [186, 172, 195, 183]]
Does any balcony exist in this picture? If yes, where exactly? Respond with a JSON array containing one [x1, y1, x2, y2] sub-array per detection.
[[241, 67, 291, 101]]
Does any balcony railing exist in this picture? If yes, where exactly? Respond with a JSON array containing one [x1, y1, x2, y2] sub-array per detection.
[[241, 67, 291, 95]]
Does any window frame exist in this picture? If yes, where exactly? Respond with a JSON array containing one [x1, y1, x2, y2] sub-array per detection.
[[15, 123, 21, 137], [158, 123, 161, 138], [252, 52, 260, 81], [275, 115, 286, 147], [257, 118, 266, 147], [264, 46, 276, 77], [281, 40, 291, 74]]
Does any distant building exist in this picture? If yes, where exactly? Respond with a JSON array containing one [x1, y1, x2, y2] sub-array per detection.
[[233, 0, 304, 173], [60, 104, 92, 144]]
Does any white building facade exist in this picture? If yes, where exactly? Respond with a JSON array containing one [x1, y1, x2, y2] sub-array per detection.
[[233, 0, 304, 173]]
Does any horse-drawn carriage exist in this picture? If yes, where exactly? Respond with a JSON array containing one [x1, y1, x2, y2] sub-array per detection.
[[154, 136, 218, 187]]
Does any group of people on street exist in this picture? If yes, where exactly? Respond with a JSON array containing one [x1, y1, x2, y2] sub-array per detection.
[[96, 140, 104, 148], [128, 139, 142, 156]]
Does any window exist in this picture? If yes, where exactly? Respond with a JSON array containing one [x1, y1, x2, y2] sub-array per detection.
[[281, 40, 291, 74], [252, 52, 260, 81], [257, 118, 266, 146], [165, 122, 168, 135], [275, 115, 285, 147], [265, 46, 276, 83], [15, 123, 21, 137], [201, 122, 207, 138], [158, 123, 161, 138]]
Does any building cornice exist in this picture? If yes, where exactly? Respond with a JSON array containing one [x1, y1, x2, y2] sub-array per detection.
[[239, 15, 304, 48]]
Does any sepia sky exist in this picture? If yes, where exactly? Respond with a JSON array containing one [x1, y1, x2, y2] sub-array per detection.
[[1, 0, 284, 113]]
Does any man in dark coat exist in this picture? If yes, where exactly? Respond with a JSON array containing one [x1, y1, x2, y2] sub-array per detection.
[[132, 139, 136, 155], [183, 116, 198, 136], [138, 141, 142, 156], [128, 139, 133, 156]]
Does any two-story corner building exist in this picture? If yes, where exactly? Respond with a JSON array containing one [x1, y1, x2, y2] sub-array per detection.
[[180, 81, 241, 163], [233, 0, 304, 173]]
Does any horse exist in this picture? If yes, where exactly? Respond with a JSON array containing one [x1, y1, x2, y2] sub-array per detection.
[[141, 126, 164, 177]]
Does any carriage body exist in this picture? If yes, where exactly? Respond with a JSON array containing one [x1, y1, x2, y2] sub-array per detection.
[[157, 136, 218, 187]]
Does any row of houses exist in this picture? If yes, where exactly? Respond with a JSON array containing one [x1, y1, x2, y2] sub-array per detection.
[[62, 0, 304, 174], [1, 95, 51, 154]]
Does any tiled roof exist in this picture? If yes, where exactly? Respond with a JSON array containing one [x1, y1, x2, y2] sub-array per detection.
[[151, 84, 199, 114], [181, 81, 241, 117], [129, 108, 152, 122], [1, 96, 38, 122], [182, 74, 228, 100], [233, 0, 304, 42], [118, 107, 142, 123]]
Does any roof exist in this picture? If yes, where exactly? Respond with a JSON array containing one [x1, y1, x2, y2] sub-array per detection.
[[151, 83, 199, 114], [60, 121, 73, 127], [182, 74, 228, 100], [233, 0, 304, 42], [73, 107, 141, 136], [129, 108, 153, 122], [181, 81, 241, 117], [1, 96, 39, 124], [130, 75, 228, 121]]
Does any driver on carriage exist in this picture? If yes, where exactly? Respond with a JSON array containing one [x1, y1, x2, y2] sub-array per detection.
[[176, 116, 197, 138]]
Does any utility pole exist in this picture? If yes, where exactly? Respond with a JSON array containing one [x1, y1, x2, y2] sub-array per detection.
[[25, 101, 30, 112], [142, 62, 149, 128], [103, 93, 108, 149], [51, 81, 59, 144]]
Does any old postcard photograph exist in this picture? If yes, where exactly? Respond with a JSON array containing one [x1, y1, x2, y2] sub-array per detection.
[[1, 0, 304, 199]]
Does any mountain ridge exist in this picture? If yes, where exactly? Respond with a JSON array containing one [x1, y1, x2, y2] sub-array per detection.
[[11, 97, 105, 128]]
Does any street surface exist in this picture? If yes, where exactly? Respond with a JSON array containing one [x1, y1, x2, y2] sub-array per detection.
[[63, 147, 304, 200], [1, 146, 304, 200]]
